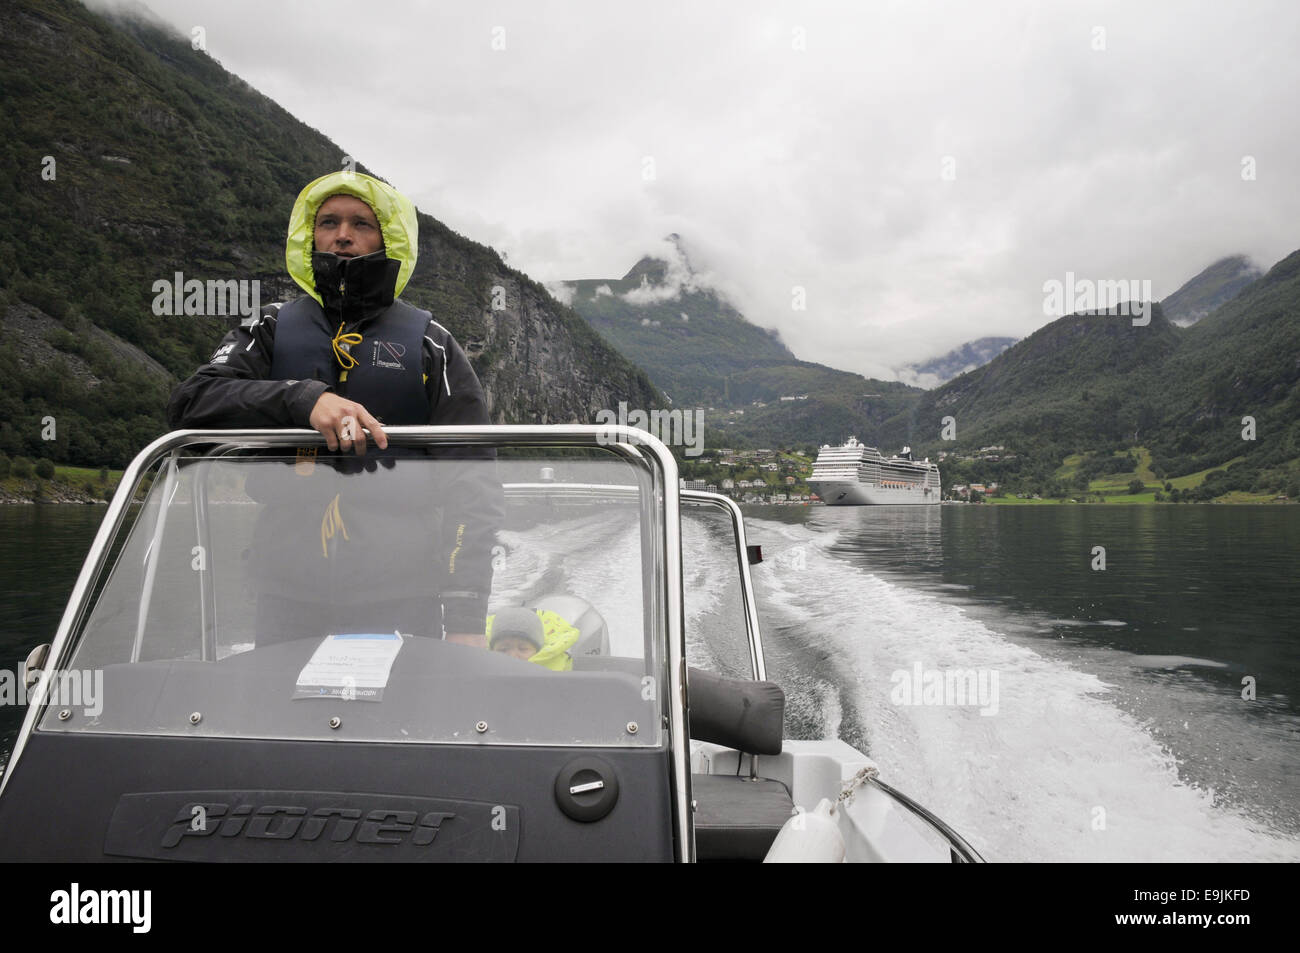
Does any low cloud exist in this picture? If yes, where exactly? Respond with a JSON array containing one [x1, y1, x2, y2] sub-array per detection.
[[544, 281, 575, 306], [620, 236, 703, 305], [896, 369, 952, 391]]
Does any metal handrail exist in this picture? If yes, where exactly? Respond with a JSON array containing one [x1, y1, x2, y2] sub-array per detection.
[[679, 491, 767, 683], [677, 491, 769, 778], [868, 777, 986, 863]]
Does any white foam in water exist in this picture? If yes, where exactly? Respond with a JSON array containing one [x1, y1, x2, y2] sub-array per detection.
[[491, 528, 559, 605], [498, 510, 735, 665], [1128, 655, 1229, 670], [512, 515, 648, 658], [747, 518, 1300, 863], [814, 678, 843, 738], [679, 518, 729, 671]]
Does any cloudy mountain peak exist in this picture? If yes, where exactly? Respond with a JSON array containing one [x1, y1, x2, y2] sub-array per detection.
[[900, 336, 1019, 388], [1160, 255, 1263, 327], [622, 233, 698, 285]]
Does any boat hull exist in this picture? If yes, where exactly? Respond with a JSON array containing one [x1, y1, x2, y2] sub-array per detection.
[[810, 481, 939, 505], [692, 739, 981, 862]]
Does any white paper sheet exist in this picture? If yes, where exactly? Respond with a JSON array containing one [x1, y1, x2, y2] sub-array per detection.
[[293, 632, 405, 702]]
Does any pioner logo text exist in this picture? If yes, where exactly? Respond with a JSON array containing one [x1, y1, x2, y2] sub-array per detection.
[[103, 790, 521, 862]]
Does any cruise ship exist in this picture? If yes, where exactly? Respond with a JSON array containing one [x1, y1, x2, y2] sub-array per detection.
[[809, 436, 941, 505]]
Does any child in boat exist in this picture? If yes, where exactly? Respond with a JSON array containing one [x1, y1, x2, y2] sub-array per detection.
[[486, 606, 580, 671]]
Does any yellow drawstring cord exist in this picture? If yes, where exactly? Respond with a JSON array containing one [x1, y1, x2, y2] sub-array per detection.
[[331, 321, 362, 371]]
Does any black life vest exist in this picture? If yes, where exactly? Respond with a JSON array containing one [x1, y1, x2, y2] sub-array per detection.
[[255, 296, 443, 601], [270, 295, 430, 426]]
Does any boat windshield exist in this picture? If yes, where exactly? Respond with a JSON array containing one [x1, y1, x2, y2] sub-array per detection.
[[42, 444, 666, 748]]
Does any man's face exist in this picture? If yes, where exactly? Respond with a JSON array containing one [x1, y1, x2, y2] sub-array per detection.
[[314, 194, 383, 257]]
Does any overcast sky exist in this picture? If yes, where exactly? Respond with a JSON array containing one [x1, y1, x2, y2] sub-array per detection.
[[97, 0, 1300, 382]]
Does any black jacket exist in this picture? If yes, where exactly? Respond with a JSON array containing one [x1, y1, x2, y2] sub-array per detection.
[[166, 254, 500, 634]]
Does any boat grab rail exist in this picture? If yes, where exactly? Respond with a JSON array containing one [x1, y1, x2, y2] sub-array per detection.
[[867, 777, 986, 863]]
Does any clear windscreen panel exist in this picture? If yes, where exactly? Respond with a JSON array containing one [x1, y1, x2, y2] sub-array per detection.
[[681, 499, 757, 680], [46, 446, 664, 747]]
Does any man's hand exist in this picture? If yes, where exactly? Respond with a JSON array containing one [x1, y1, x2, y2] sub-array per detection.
[[309, 393, 388, 454], [446, 632, 487, 649]]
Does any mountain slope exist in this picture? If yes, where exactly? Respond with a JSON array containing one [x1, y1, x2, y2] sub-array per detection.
[[903, 336, 1018, 387], [1161, 255, 1263, 327], [913, 250, 1300, 495], [1148, 249, 1300, 481], [915, 304, 1181, 458]]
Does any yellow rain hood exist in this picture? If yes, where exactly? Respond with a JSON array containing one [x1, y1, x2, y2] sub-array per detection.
[[285, 171, 419, 304]]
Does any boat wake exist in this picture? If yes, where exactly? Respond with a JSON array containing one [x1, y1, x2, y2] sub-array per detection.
[[743, 517, 1300, 863], [494, 510, 736, 662]]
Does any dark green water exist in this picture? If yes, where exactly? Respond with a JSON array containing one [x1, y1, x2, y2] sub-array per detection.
[[0, 501, 108, 764], [0, 506, 111, 765], [823, 504, 1300, 700]]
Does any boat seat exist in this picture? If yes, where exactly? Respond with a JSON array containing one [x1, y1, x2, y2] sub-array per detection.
[[687, 669, 790, 860], [692, 774, 794, 862], [687, 668, 784, 755]]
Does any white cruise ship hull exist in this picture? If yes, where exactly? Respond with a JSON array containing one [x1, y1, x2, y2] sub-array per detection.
[[811, 480, 939, 506]]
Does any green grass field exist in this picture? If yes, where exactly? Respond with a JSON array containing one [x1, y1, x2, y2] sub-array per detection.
[[992, 447, 1278, 505], [1, 465, 124, 499], [987, 491, 1161, 505], [53, 465, 123, 484], [1211, 490, 1281, 504], [1055, 446, 1159, 486], [1164, 458, 1248, 490]]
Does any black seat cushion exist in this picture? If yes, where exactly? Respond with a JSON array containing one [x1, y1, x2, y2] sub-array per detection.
[[692, 774, 794, 862], [688, 668, 785, 756]]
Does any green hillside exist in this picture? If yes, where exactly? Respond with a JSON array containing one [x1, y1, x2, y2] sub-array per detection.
[[707, 369, 922, 453], [1161, 255, 1262, 327], [918, 304, 1180, 454], [1146, 250, 1300, 491], [918, 251, 1300, 500]]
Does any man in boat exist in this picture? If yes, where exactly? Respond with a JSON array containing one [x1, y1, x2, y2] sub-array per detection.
[[167, 171, 501, 648]]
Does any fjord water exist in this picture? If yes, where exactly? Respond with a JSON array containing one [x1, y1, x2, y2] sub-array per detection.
[[743, 503, 1300, 862], [0, 506, 106, 769], [2, 502, 1297, 862]]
